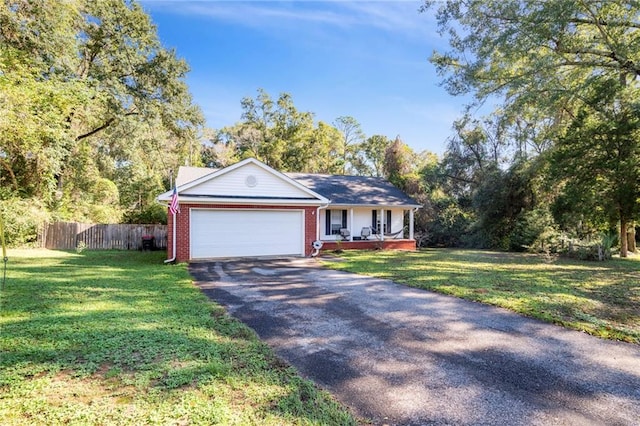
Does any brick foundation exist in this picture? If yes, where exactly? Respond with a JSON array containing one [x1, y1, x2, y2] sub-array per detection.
[[320, 239, 416, 252]]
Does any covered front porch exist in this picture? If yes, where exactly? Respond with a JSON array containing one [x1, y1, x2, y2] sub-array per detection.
[[317, 206, 417, 252]]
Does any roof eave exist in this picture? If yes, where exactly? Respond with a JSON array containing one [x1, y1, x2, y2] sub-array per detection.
[[327, 203, 422, 208], [166, 196, 327, 206]]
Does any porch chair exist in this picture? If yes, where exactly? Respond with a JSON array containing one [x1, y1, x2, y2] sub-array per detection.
[[339, 228, 351, 240], [360, 227, 371, 240]]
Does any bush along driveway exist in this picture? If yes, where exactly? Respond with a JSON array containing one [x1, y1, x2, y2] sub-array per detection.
[[191, 257, 640, 426]]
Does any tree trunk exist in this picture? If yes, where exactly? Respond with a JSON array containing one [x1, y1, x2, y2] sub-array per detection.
[[628, 222, 636, 253], [620, 218, 628, 258], [0, 159, 19, 191]]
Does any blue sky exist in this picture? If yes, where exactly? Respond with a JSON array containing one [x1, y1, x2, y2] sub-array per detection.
[[143, 1, 470, 155]]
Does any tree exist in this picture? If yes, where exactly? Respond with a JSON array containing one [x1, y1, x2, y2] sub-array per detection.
[[272, 94, 316, 171], [384, 136, 415, 188], [438, 115, 511, 202], [0, 0, 203, 223], [307, 122, 344, 174], [215, 89, 353, 174], [424, 0, 640, 256], [334, 116, 365, 174], [550, 80, 640, 250], [0, 0, 85, 200], [356, 135, 392, 177], [201, 128, 239, 168], [226, 89, 316, 171], [383, 137, 443, 246]]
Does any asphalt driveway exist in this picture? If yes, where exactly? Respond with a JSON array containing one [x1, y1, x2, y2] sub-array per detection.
[[189, 258, 640, 425]]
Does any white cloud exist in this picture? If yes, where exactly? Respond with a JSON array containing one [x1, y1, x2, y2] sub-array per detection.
[[143, 0, 440, 42], [337, 1, 438, 40]]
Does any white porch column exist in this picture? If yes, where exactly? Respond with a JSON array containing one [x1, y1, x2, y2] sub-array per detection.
[[349, 208, 354, 241], [409, 209, 415, 240], [380, 208, 384, 241]]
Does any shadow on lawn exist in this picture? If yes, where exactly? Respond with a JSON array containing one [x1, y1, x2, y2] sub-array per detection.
[[339, 249, 640, 338], [1, 251, 354, 425]]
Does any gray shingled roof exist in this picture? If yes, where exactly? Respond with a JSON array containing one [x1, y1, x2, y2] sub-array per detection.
[[285, 173, 421, 207]]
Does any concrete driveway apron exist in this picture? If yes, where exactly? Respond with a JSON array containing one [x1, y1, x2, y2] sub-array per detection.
[[189, 258, 640, 426]]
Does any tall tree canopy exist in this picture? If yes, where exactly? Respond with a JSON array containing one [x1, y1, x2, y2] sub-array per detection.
[[333, 116, 365, 174], [424, 0, 640, 256], [225, 89, 318, 171], [0, 0, 202, 223], [209, 89, 392, 176]]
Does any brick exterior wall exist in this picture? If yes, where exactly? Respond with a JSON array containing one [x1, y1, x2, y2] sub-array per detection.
[[168, 204, 319, 262], [320, 240, 416, 252]]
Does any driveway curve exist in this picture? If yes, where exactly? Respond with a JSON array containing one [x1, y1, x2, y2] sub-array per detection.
[[189, 258, 640, 426]]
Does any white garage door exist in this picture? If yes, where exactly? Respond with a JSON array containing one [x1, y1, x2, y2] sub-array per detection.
[[190, 209, 304, 259]]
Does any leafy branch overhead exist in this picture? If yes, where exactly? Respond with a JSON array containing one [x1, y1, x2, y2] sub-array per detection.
[[0, 0, 202, 223], [424, 0, 640, 99]]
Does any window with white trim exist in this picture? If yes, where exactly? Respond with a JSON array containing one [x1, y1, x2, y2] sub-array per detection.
[[325, 209, 347, 235], [371, 210, 392, 234]]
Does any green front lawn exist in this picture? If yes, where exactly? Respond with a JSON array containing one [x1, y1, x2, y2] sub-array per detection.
[[324, 249, 640, 344], [0, 250, 356, 425]]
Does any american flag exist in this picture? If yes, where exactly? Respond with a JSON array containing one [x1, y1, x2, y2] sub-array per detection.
[[169, 187, 180, 215]]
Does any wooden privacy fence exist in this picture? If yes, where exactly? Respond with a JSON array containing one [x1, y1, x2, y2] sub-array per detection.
[[39, 222, 167, 250]]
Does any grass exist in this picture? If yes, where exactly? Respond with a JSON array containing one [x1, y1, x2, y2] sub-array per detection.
[[323, 249, 640, 344], [0, 249, 357, 425]]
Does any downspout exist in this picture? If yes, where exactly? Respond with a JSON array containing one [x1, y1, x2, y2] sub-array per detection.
[[316, 203, 329, 241], [312, 202, 330, 257]]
